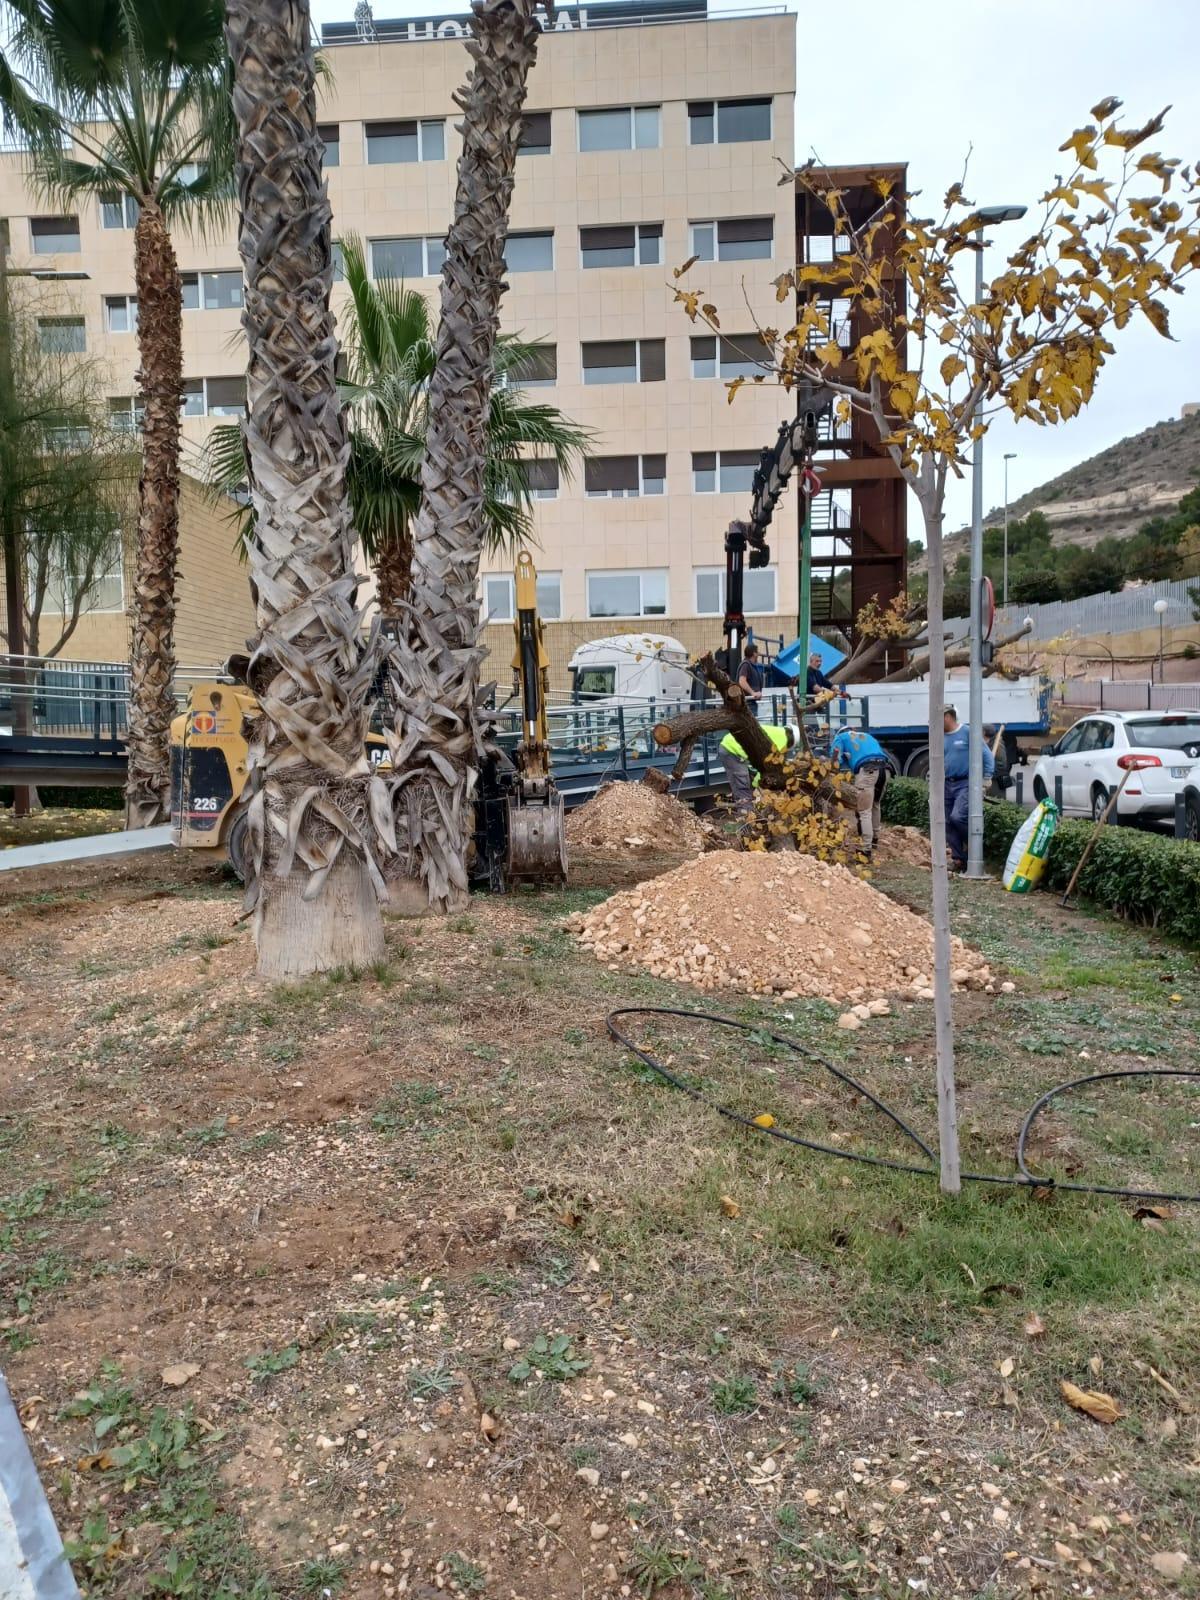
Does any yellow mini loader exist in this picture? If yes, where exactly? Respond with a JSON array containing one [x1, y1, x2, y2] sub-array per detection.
[[170, 552, 567, 889]]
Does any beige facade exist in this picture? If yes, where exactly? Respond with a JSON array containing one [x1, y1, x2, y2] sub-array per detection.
[[0, 3, 798, 667]]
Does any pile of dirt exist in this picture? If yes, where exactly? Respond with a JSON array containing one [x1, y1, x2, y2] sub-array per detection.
[[566, 781, 708, 856], [568, 850, 994, 1006], [873, 824, 932, 868]]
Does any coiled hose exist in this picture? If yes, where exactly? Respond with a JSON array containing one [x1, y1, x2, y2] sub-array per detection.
[[606, 1006, 1200, 1205]]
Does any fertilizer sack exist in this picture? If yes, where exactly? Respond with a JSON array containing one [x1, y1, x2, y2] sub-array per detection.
[[1002, 800, 1059, 893]]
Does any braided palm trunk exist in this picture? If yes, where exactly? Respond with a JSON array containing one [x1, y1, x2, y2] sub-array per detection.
[[124, 203, 183, 827], [387, 0, 541, 913], [226, 0, 388, 978]]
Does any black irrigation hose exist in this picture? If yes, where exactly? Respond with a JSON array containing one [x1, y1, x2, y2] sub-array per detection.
[[606, 1006, 1200, 1206]]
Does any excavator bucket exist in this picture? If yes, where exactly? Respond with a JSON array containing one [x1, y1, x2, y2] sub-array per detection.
[[505, 790, 568, 883]]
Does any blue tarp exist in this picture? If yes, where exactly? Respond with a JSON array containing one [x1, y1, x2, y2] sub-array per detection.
[[772, 635, 845, 682]]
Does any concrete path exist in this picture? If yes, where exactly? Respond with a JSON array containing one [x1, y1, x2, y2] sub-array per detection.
[[0, 825, 173, 875]]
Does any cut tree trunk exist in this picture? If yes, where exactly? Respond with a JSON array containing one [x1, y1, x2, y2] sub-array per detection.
[[226, 0, 387, 978], [124, 203, 183, 828], [651, 653, 789, 784], [386, 0, 541, 913]]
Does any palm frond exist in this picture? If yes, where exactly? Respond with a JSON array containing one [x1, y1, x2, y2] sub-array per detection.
[[202, 422, 254, 555]]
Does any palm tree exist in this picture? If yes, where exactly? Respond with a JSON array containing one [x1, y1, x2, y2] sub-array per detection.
[[388, 0, 542, 913], [206, 235, 589, 620], [7, 0, 233, 827], [224, 0, 388, 978]]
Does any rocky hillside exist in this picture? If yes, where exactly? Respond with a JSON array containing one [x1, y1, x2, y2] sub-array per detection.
[[924, 409, 1200, 570]]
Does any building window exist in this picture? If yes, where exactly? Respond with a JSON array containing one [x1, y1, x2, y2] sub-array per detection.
[[332, 242, 345, 282], [100, 193, 139, 230], [42, 420, 91, 451], [689, 217, 774, 262], [318, 123, 340, 167], [581, 338, 665, 384], [484, 569, 562, 620], [587, 570, 668, 618], [30, 216, 80, 253], [107, 396, 144, 433], [504, 231, 554, 273], [38, 543, 125, 616], [369, 236, 447, 279], [577, 105, 660, 152], [579, 223, 662, 269], [180, 377, 247, 418], [521, 459, 559, 499], [181, 270, 245, 310], [688, 97, 772, 145], [365, 118, 445, 164], [104, 295, 138, 333], [37, 317, 86, 354], [692, 449, 759, 494], [690, 334, 768, 380], [509, 344, 556, 386], [518, 111, 552, 156], [695, 566, 777, 616], [584, 454, 665, 498]]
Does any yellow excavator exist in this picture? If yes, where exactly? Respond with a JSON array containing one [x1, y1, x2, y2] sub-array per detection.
[[169, 550, 567, 889], [502, 549, 567, 881]]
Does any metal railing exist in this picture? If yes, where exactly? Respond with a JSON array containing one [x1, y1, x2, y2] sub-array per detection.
[[1057, 680, 1200, 713], [946, 578, 1199, 644]]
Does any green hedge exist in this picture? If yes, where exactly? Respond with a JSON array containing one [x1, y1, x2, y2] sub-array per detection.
[[882, 777, 1200, 945], [0, 786, 124, 810]]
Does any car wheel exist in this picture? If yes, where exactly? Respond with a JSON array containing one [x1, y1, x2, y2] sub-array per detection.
[[905, 746, 930, 780], [225, 810, 250, 883], [1091, 785, 1110, 823], [1033, 776, 1048, 804], [1186, 793, 1200, 843]]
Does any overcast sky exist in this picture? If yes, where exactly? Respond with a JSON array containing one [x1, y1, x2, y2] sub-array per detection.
[[313, 0, 1200, 534]]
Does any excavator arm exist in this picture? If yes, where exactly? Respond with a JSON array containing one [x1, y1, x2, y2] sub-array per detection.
[[495, 550, 567, 884]]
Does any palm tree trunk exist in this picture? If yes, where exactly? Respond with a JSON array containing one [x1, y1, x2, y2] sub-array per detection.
[[386, 0, 541, 913], [226, 0, 388, 978], [374, 518, 412, 621], [124, 202, 183, 828]]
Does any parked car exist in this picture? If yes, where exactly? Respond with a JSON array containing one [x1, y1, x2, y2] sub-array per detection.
[[1031, 710, 1200, 835]]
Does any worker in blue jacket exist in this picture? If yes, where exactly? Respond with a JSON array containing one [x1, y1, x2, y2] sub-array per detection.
[[830, 727, 891, 855], [943, 705, 993, 869]]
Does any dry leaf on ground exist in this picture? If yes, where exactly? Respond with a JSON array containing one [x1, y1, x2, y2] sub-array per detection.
[[720, 1195, 741, 1218], [1023, 1312, 1046, 1339], [1060, 1380, 1122, 1425]]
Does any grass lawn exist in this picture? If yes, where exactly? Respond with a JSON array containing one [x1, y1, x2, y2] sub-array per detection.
[[0, 844, 1197, 1599]]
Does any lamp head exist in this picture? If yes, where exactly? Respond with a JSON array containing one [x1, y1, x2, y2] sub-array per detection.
[[975, 204, 1028, 225]]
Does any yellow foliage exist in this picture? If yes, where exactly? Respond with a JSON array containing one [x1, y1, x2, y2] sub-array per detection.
[[703, 103, 1200, 482]]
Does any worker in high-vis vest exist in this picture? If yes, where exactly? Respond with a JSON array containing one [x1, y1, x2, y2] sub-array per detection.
[[719, 723, 799, 812]]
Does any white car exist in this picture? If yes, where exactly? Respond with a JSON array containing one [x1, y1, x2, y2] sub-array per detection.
[[1031, 710, 1200, 835]]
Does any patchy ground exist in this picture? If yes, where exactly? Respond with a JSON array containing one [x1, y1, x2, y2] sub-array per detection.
[[1, 839, 1198, 1600], [0, 803, 124, 849]]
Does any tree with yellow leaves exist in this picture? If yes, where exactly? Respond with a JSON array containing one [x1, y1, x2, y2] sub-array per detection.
[[674, 99, 1200, 1192]]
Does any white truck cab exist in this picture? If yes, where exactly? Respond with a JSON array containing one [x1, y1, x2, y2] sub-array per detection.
[[567, 634, 694, 706]]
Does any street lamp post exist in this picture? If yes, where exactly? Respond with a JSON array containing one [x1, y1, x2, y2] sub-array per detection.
[[966, 205, 1028, 880], [1002, 452, 1017, 609], [1154, 597, 1169, 686]]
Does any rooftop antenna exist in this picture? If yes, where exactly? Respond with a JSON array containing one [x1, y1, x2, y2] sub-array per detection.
[[354, 0, 378, 41]]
